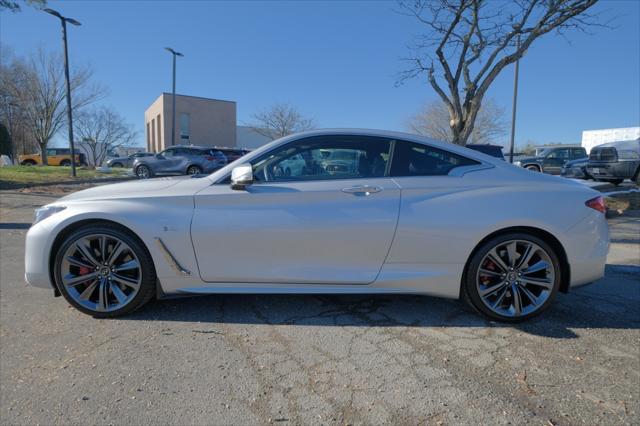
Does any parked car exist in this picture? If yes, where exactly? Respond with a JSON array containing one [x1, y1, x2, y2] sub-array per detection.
[[132, 146, 228, 178], [586, 139, 640, 185], [215, 148, 251, 163], [25, 129, 608, 322], [561, 157, 592, 180], [106, 152, 155, 168], [513, 146, 587, 174], [466, 144, 505, 160], [19, 148, 87, 167]]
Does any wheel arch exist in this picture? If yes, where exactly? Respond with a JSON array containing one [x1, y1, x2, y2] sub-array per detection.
[[48, 218, 157, 295], [523, 162, 542, 172], [461, 226, 571, 297]]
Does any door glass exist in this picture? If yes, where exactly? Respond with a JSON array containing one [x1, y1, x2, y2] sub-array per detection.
[[251, 136, 392, 182], [390, 141, 478, 176], [546, 149, 569, 159], [46, 149, 56, 157], [162, 149, 175, 158]]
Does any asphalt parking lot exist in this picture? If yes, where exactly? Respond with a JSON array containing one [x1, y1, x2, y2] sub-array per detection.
[[1, 189, 639, 425]]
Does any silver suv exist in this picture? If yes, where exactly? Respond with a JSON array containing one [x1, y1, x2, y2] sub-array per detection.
[[133, 146, 227, 179]]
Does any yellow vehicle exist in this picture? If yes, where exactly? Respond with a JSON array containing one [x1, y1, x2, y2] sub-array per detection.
[[19, 148, 87, 166]]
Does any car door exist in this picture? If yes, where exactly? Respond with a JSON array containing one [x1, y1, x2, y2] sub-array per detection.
[[544, 148, 569, 174], [191, 135, 401, 284], [155, 148, 183, 173], [46, 149, 60, 166]]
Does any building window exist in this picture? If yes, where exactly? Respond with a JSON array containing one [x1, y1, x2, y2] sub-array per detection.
[[151, 118, 156, 151], [180, 113, 190, 141], [156, 114, 162, 149], [146, 122, 151, 151]]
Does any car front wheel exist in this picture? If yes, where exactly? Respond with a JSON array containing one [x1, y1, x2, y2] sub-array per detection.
[[186, 165, 203, 175], [463, 233, 561, 322], [136, 165, 152, 179], [525, 165, 541, 172], [53, 224, 156, 318]]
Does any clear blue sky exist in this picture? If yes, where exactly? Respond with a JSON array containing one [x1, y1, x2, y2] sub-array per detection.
[[2, 0, 639, 147]]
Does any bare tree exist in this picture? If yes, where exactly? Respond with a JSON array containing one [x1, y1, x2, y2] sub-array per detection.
[[408, 98, 507, 144], [74, 106, 137, 167], [249, 103, 315, 140], [0, 51, 38, 159], [0, 0, 46, 13], [1, 49, 104, 164], [399, 0, 601, 146]]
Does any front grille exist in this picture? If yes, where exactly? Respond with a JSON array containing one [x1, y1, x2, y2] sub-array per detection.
[[589, 147, 617, 162]]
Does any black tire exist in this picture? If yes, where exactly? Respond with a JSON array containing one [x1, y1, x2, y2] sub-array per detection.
[[186, 165, 202, 175], [53, 223, 156, 318], [135, 164, 153, 179], [111, 162, 124, 168], [634, 168, 640, 185], [463, 232, 561, 323], [21, 160, 36, 166], [525, 164, 541, 172], [606, 179, 624, 186], [59, 159, 71, 167]]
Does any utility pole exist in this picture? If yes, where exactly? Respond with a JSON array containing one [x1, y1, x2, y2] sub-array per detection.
[[164, 47, 184, 147], [508, 35, 521, 164], [44, 8, 81, 176]]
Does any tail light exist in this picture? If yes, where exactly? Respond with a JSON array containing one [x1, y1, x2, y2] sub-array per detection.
[[585, 196, 606, 214]]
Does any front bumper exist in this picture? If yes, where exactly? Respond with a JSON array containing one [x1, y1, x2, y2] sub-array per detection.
[[24, 221, 56, 289]]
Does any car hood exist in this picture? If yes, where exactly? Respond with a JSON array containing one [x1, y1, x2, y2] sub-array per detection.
[[59, 176, 210, 202]]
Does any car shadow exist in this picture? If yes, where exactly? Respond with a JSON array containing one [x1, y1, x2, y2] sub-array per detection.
[[121, 264, 640, 339]]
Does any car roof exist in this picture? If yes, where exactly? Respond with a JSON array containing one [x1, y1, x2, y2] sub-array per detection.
[[230, 128, 507, 167], [592, 138, 640, 149]]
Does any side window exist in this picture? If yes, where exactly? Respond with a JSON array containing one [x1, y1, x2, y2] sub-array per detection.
[[251, 136, 392, 182], [390, 141, 479, 177], [547, 149, 569, 159], [46, 149, 57, 157], [572, 148, 586, 159], [162, 149, 176, 158]]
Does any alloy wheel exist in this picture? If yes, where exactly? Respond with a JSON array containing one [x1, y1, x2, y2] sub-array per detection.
[[476, 239, 555, 318], [60, 234, 142, 312], [137, 165, 150, 179]]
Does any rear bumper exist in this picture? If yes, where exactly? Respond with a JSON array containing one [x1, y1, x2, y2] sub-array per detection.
[[586, 162, 635, 180], [563, 209, 609, 288]]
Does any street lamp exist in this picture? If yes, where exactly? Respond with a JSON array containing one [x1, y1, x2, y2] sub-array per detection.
[[164, 47, 184, 147], [44, 8, 81, 177]]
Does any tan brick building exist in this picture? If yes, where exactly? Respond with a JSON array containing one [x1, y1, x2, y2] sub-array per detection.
[[144, 93, 236, 152]]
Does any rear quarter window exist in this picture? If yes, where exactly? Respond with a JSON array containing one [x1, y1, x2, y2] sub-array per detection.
[[391, 141, 479, 177]]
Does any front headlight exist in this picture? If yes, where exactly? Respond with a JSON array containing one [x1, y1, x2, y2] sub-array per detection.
[[33, 205, 66, 225], [513, 161, 522, 167]]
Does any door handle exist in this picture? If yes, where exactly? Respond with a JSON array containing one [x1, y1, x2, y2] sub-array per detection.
[[341, 185, 383, 195]]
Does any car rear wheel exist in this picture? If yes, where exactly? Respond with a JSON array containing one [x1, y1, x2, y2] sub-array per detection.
[[186, 165, 202, 175], [136, 165, 152, 179], [21, 160, 36, 166], [59, 160, 71, 167], [463, 233, 561, 322], [53, 224, 156, 318], [525, 165, 541, 172], [111, 162, 124, 168]]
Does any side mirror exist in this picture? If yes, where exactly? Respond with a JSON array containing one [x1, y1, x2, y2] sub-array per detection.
[[231, 164, 253, 190]]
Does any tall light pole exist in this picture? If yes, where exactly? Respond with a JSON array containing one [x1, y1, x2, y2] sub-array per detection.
[[508, 35, 521, 164], [164, 47, 183, 147], [44, 8, 81, 177]]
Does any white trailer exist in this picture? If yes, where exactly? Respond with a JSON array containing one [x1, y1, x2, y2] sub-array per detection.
[[581, 127, 640, 153]]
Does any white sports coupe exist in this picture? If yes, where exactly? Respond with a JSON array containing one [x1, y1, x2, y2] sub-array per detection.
[[25, 129, 609, 321]]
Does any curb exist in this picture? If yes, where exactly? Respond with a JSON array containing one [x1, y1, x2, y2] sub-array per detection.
[[0, 175, 135, 191]]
